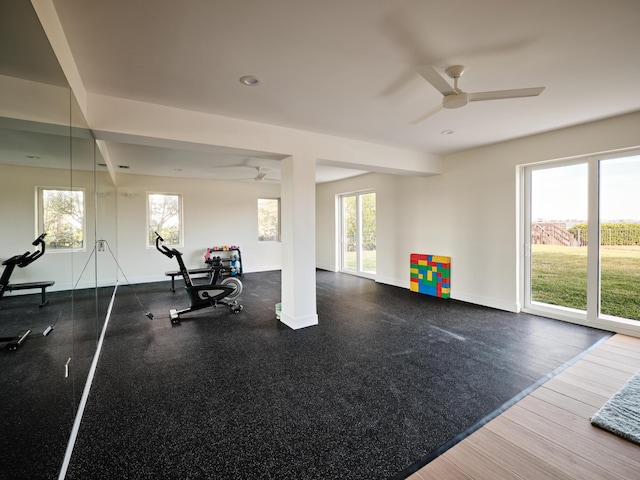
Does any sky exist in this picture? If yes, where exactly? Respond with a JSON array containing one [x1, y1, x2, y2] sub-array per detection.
[[531, 154, 640, 222]]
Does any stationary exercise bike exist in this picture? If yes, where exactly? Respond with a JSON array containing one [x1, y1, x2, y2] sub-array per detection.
[[154, 232, 243, 323], [0, 233, 55, 308]]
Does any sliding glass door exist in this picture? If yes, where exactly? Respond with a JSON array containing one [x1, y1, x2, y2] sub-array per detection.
[[523, 152, 640, 324], [526, 162, 588, 313], [340, 191, 376, 277], [599, 155, 640, 321]]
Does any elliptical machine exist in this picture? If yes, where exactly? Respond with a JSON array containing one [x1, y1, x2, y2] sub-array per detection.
[[154, 232, 243, 323]]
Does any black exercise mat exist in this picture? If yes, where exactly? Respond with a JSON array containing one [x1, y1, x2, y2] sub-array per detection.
[[63, 271, 611, 479]]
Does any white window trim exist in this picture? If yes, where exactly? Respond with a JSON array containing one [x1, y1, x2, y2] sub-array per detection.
[[338, 189, 376, 280], [258, 197, 281, 242], [519, 146, 640, 337], [36, 186, 86, 252], [146, 191, 184, 248]]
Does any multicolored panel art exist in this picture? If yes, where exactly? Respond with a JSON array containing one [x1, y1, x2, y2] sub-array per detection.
[[410, 253, 451, 299]]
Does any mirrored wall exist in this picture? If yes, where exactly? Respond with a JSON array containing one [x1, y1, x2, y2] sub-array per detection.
[[0, 1, 116, 477]]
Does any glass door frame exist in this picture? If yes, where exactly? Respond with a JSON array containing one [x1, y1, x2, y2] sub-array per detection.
[[521, 157, 591, 323], [521, 148, 640, 333], [339, 190, 376, 279]]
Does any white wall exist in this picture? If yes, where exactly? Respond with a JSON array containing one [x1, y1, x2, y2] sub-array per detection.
[[316, 172, 412, 286], [316, 172, 454, 289], [441, 111, 640, 312], [7, 111, 639, 316], [0, 165, 116, 292], [2, 165, 283, 290], [316, 111, 640, 314], [114, 173, 282, 284], [0, 74, 70, 125]]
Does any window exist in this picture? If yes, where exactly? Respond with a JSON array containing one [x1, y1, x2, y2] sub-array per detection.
[[37, 187, 85, 250], [148, 193, 182, 246], [258, 198, 280, 241]]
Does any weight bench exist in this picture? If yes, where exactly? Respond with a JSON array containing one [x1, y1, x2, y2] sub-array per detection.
[[165, 268, 212, 292], [2, 281, 55, 307]]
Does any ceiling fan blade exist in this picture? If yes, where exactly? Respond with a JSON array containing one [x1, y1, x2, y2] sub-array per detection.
[[416, 66, 457, 96], [410, 104, 444, 124], [468, 86, 545, 102]]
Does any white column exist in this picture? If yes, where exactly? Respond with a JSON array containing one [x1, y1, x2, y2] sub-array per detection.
[[279, 154, 318, 329]]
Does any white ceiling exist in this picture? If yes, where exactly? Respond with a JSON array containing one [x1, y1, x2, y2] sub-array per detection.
[[5, 0, 640, 183]]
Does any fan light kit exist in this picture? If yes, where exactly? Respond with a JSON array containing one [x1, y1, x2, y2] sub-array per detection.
[[414, 65, 545, 121]]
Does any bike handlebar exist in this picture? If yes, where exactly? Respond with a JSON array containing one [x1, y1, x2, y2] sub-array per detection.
[[17, 233, 47, 267], [32, 233, 47, 246], [154, 232, 176, 258]]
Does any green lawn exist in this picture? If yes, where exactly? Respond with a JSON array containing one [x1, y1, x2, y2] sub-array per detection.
[[531, 244, 640, 320], [344, 250, 377, 273]]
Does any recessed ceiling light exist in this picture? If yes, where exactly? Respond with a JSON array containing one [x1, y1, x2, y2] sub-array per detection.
[[239, 75, 261, 86], [26, 155, 41, 159], [173, 168, 183, 172], [118, 165, 130, 169], [97, 163, 107, 167], [441, 130, 454, 135]]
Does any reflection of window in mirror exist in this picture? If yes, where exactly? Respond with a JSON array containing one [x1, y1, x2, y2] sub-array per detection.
[[258, 198, 280, 242], [147, 192, 183, 246], [37, 187, 85, 250]]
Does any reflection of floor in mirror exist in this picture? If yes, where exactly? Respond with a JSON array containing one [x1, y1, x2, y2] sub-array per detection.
[[0, 287, 111, 479], [59, 270, 610, 480]]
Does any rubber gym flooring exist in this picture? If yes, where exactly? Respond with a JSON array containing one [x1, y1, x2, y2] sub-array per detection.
[[2, 271, 611, 479]]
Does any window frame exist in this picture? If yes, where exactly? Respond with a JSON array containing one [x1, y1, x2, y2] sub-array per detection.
[[146, 191, 183, 248], [338, 190, 376, 278], [258, 198, 281, 242], [520, 147, 640, 331], [36, 186, 86, 252]]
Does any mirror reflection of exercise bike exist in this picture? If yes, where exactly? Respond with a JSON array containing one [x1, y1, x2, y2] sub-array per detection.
[[0, 233, 55, 308], [1, 233, 55, 349], [154, 232, 243, 324]]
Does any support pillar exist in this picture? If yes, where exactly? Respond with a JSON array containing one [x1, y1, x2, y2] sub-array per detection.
[[279, 155, 318, 329]]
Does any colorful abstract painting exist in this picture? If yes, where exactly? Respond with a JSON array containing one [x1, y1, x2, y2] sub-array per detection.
[[410, 253, 451, 299]]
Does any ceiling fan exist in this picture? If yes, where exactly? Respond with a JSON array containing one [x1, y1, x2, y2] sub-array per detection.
[[233, 166, 270, 182], [210, 161, 273, 181], [253, 166, 267, 181], [414, 65, 545, 122]]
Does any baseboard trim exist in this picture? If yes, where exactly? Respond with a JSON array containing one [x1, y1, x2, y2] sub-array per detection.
[[279, 312, 319, 330]]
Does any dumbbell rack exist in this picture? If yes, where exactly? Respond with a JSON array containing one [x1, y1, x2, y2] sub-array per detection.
[[205, 246, 243, 277]]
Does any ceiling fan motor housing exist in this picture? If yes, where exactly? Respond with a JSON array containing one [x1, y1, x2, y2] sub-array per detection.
[[443, 92, 469, 109]]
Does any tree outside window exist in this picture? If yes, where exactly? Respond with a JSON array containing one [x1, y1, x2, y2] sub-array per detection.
[[258, 198, 280, 242], [148, 193, 182, 246], [38, 188, 85, 250]]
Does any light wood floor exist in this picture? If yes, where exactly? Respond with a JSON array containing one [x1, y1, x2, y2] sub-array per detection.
[[409, 334, 640, 480]]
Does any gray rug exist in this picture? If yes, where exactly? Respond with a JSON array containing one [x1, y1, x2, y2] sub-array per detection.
[[591, 370, 640, 445]]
